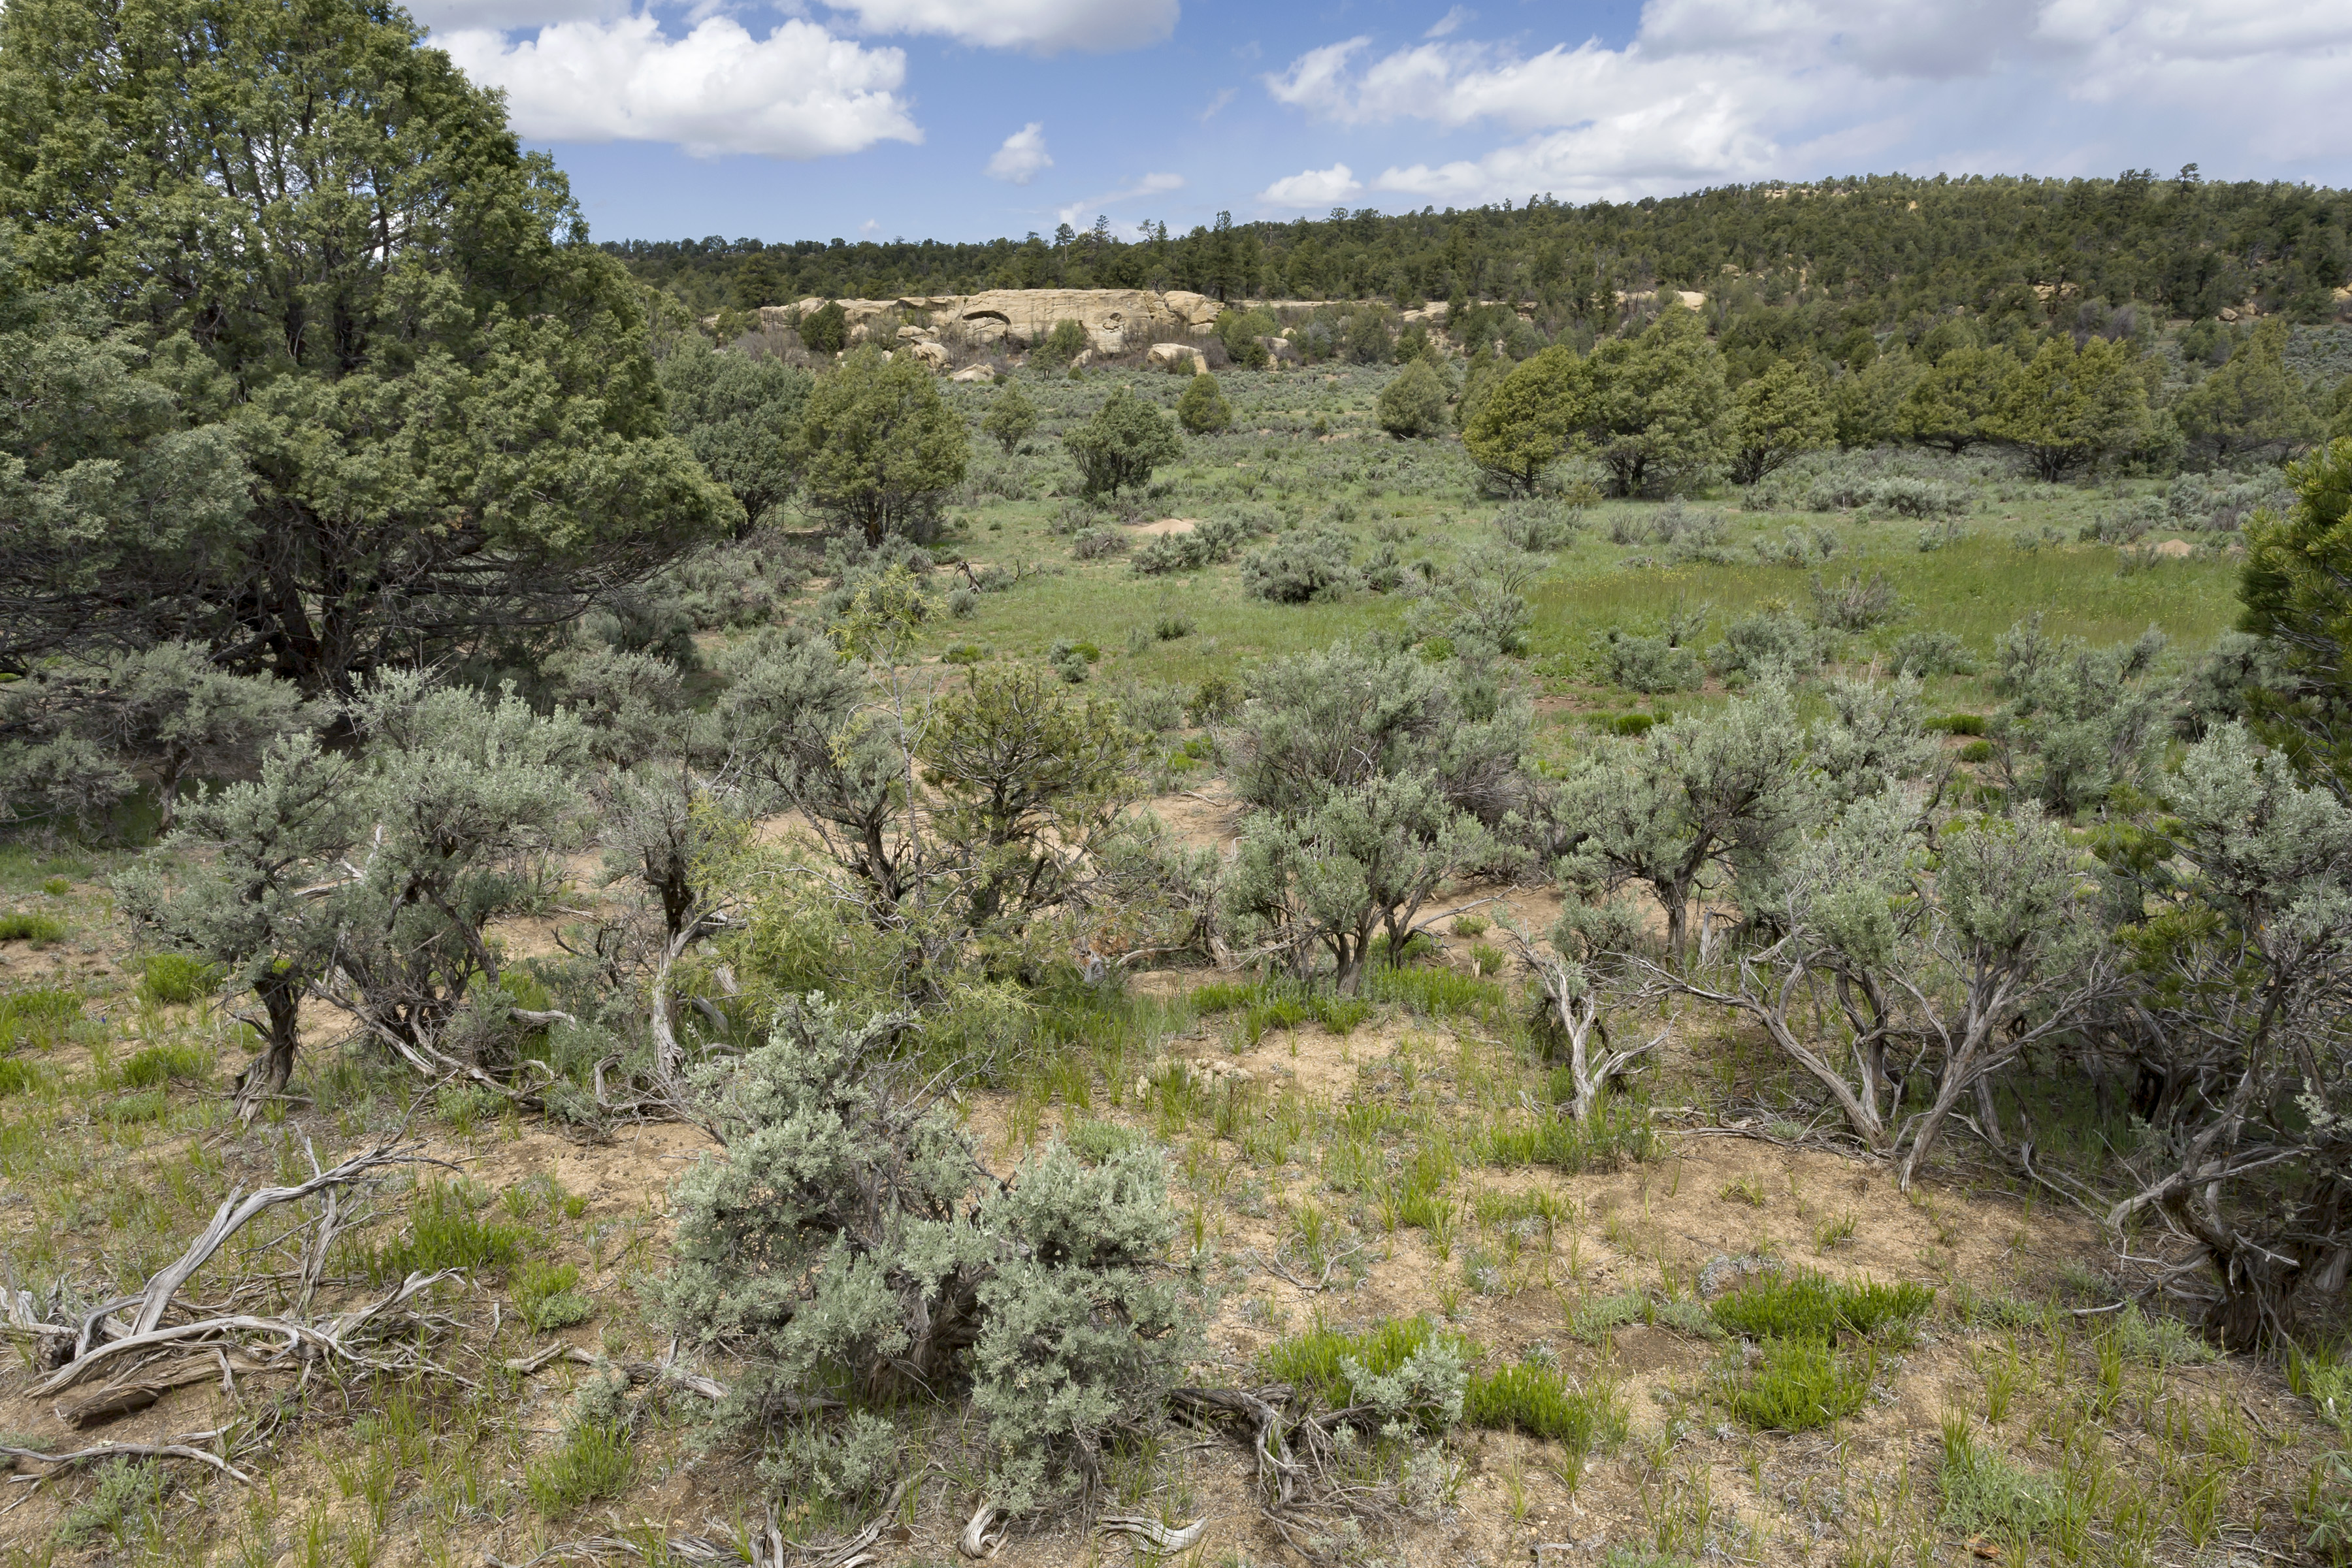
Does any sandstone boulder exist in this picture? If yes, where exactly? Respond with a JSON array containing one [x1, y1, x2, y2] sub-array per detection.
[[1148, 342, 1209, 376], [1259, 336, 1301, 365], [951, 365, 996, 384], [907, 340, 952, 371]]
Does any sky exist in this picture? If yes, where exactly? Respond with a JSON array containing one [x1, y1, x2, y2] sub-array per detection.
[[418, 0, 2352, 245]]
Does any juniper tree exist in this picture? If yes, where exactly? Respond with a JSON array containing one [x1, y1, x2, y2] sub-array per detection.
[[0, 0, 735, 691], [1584, 304, 1731, 495], [980, 382, 1038, 454], [655, 346, 811, 533], [1986, 335, 2153, 480], [1176, 372, 1233, 434], [1065, 386, 1182, 499], [2237, 436, 2352, 797], [793, 345, 970, 544], [1377, 357, 1450, 439], [1896, 345, 2017, 455], [1727, 359, 1833, 483], [1461, 344, 1584, 492]]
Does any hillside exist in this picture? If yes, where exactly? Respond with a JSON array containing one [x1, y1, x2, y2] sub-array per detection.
[[606, 171, 2352, 350]]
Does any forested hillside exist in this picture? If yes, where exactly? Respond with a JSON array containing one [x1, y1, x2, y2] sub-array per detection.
[[608, 170, 2352, 348]]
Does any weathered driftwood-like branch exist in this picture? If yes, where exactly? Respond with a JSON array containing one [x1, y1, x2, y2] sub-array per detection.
[[39, 1269, 463, 1397], [1, 1427, 252, 1486], [118, 1144, 426, 1345]]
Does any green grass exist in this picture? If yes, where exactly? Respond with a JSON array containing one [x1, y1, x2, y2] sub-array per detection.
[[525, 1421, 632, 1516], [1940, 1416, 2060, 1549], [120, 1041, 210, 1088], [137, 953, 224, 1006], [1365, 963, 1508, 1020], [1709, 1268, 1935, 1343], [1188, 979, 1372, 1042], [0, 985, 80, 1051], [514, 1258, 595, 1331], [1463, 1354, 1625, 1450], [1477, 1097, 1659, 1173], [1718, 1336, 1873, 1431], [356, 1182, 524, 1284], [1260, 1314, 1472, 1412], [0, 912, 65, 944], [0, 1057, 38, 1096]]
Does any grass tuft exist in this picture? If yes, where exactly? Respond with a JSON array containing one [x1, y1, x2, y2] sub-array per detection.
[[1463, 1355, 1626, 1450], [1709, 1268, 1933, 1343], [0, 986, 79, 1050], [1477, 1098, 1659, 1173], [1718, 1337, 1872, 1431], [0, 912, 65, 944], [515, 1258, 595, 1331], [357, 1182, 523, 1284], [121, 1041, 210, 1088], [525, 1421, 632, 1516], [137, 953, 224, 1006]]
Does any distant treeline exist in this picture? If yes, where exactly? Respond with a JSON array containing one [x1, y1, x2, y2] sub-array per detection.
[[604, 171, 2352, 358]]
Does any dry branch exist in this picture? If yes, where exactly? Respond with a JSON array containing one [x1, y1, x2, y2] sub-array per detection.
[[1, 1428, 252, 1486]]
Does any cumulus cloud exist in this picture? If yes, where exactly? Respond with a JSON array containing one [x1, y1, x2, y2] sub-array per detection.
[[440, 15, 919, 158], [1262, 0, 2352, 204], [1258, 163, 1363, 208], [826, 0, 1178, 53], [987, 123, 1053, 183]]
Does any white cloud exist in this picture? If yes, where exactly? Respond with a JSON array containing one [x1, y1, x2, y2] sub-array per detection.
[[408, 0, 623, 32], [1258, 163, 1362, 207], [1200, 86, 1238, 122], [986, 123, 1053, 183], [1261, 0, 2352, 204], [440, 14, 919, 158], [1425, 6, 1474, 39], [825, 0, 1177, 53]]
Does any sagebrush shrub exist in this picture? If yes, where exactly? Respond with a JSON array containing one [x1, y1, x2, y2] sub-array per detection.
[[1240, 525, 1360, 603], [653, 997, 1188, 1513]]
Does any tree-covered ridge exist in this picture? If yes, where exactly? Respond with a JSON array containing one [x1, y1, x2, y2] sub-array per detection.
[[606, 171, 2352, 334]]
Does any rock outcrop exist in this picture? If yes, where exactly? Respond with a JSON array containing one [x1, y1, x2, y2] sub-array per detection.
[[1147, 342, 1209, 376], [751, 288, 1227, 356]]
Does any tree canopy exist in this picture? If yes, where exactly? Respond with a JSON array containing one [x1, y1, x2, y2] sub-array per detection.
[[0, 0, 732, 692]]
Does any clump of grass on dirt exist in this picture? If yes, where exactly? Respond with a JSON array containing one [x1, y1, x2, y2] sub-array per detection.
[[1717, 1337, 1874, 1431], [356, 1181, 523, 1284], [1478, 1096, 1659, 1173], [120, 1040, 210, 1088], [1190, 978, 1371, 1042], [525, 1420, 632, 1515], [1463, 1352, 1626, 1449], [0, 985, 79, 1050], [1709, 1268, 1934, 1342], [1939, 1414, 2059, 1550], [515, 1258, 595, 1331], [136, 951, 223, 1005], [0, 911, 65, 944]]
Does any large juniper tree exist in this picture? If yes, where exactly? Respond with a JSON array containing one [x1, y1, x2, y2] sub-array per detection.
[[0, 0, 734, 693]]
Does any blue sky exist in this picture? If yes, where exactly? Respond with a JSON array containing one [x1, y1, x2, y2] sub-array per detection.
[[420, 0, 2352, 244]]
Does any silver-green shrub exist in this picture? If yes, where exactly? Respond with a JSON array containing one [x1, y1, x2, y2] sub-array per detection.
[[653, 996, 1186, 1513]]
